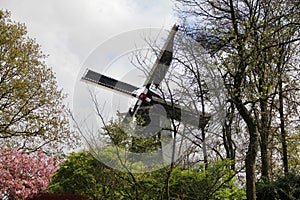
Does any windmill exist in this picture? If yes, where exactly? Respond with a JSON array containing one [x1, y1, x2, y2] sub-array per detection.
[[81, 24, 210, 155]]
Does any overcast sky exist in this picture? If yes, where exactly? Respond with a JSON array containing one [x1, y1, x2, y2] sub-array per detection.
[[0, 0, 176, 106]]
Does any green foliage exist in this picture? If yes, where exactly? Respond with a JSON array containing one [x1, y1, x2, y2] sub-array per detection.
[[256, 172, 300, 200], [49, 153, 245, 200], [48, 151, 118, 200], [95, 120, 166, 173], [169, 159, 245, 200], [102, 118, 163, 154], [102, 121, 130, 147], [0, 10, 78, 154], [287, 132, 300, 171], [49, 151, 164, 199]]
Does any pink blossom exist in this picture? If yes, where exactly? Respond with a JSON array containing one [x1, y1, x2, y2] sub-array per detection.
[[0, 146, 61, 199]]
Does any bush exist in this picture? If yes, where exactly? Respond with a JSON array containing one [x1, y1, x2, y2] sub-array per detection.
[[169, 159, 246, 200], [256, 172, 300, 200]]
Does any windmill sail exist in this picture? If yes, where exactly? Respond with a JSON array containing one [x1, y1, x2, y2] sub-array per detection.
[[144, 24, 179, 88], [82, 69, 139, 96]]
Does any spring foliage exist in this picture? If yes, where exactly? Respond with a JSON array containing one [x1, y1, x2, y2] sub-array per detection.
[[49, 151, 245, 200], [0, 10, 78, 153]]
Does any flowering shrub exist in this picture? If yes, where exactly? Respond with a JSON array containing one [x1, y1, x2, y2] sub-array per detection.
[[0, 146, 60, 199]]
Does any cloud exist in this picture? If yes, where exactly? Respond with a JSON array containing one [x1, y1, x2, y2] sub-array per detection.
[[0, 0, 175, 104]]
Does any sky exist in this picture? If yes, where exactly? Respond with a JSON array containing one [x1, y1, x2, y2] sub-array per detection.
[[0, 0, 176, 107]]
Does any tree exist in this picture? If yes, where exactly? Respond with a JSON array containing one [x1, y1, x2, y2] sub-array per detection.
[[172, 33, 241, 170], [0, 146, 60, 199], [0, 10, 78, 154], [48, 151, 120, 200], [175, 0, 300, 199]]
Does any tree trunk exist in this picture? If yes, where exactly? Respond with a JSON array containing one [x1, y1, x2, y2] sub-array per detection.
[[279, 73, 289, 174], [258, 64, 271, 179], [260, 134, 270, 179], [245, 122, 259, 200], [223, 102, 236, 170], [234, 96, 259, 200], [260, 100, 270, 179]]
